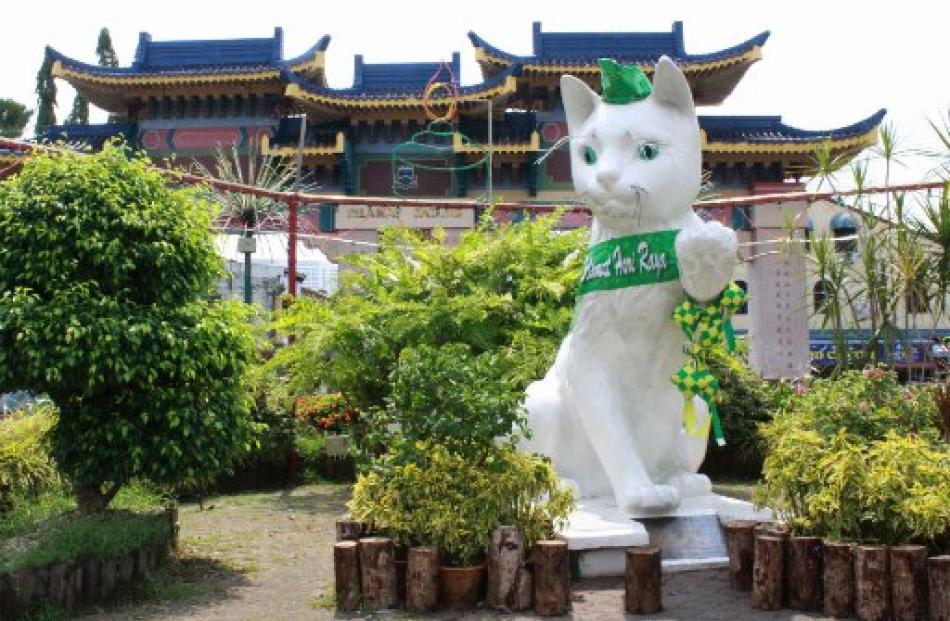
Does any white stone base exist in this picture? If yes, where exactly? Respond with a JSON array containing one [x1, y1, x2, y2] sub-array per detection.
[[558, 493, 774, 578]]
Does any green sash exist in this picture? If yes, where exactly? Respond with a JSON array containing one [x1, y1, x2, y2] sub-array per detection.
[[576, 229, 680, 297]]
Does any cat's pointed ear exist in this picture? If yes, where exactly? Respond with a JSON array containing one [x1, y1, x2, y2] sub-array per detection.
[[561, 75, 598, 134], [652, 56, 694, 115]]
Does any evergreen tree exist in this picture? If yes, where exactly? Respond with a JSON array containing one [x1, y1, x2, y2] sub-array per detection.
[[95, 28, 124, 123], [0, 99, 33, 138], [34, 49, 57, 138], [64, 92, 89, 125], [96, 28, 119, 68]]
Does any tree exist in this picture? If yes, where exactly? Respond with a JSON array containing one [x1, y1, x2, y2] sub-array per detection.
[[95, 28, 124, 124], [0, 98, 33, 138], [0, 145, 257, 512], [64, 92, 89, 125], [96, 28, 119, 68], [34, 49, 57, 137]]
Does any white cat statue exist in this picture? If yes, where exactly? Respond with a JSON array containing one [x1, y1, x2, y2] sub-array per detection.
[[523, 56, 738, 513]]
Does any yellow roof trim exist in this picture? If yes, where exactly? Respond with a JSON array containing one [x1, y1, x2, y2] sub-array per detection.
[[284, 76, 517, 109], [52, 60, 280, 87], [284, 51, 326, 75], [260, 131, 346, 156], [453, 130, 540, 154], [475, 46, 762, 76], [702, 126, 879, 155]]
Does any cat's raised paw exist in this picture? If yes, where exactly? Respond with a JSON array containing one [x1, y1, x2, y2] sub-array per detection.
[[675, 221, 738, 302], [619, 483, 681, 512]]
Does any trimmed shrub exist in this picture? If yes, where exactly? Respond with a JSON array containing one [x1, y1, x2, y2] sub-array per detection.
[[0, 404, 60, 507]]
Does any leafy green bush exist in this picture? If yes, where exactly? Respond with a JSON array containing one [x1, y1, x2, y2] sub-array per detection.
[[755, 369, 950, 549], [376, 343, 525, 460], [273, 214, 585, 413], [349, 442, 573, 566], [700, 349, 778, 478], [0, 145, 257, 511], [0, 404, 60, 506]]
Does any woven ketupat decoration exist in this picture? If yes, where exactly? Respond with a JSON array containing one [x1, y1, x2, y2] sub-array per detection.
[[671, 281, 747, 446]]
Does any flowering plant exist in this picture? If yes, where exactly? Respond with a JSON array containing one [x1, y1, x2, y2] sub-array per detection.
[[294, 393, 357, 434]]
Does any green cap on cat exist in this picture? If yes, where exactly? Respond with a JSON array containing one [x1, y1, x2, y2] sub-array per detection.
[[598, 59, 652, 105]]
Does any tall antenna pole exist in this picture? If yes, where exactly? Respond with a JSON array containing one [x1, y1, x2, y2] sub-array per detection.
[[289, 113, 307, 297], [487, 99, 493, 206]]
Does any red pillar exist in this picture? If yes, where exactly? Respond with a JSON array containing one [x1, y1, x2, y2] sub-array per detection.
[[288, 195, 298, 298]]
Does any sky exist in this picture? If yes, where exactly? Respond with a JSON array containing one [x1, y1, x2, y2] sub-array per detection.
[[2, 0, 948, 187]]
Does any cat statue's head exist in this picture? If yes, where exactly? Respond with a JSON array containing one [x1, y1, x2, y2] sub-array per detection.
[[562, 56, 701, 229]]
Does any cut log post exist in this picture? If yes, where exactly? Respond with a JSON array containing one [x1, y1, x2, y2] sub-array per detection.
[[0, 572, 13, 620], [99, 558, 117, 603], [359, 537, 397, 612], [81, 558, 100, 605], [889, 545, 927, 621], [0, 572, 12, 620], [513, 564, 533, 612], [486, 526, 526, 611], [47, 562, 67, 608], [167, 505, 180, 552], [855, 545, 890, 621], [406, 546, 439, 613], [154, 533, 169, 566], [533, 540, 570, 616], [64, 563, 82, 613], [929, 556, 950, 621], [725, 520, 757, 591], [824, 541, 855, 618], [333, 541, 361, 612], [11, 567, 38, 617], [752, 535, 784, 610], [117, 552, 135, 585], [134, 545, 150, 580], [625, 545, 662, 614], [335, 518, 366, 542], [787, 536, 822, 611]]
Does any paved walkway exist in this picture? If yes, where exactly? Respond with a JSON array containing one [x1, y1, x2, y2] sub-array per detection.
[[76, 485, 833, 621]]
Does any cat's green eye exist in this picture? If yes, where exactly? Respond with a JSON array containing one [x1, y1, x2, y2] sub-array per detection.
[[638, 142, 660, 161], [583, 146, 597, 165]]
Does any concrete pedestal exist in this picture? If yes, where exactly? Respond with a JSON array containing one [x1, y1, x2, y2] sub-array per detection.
[[558, 494, 774, 578]]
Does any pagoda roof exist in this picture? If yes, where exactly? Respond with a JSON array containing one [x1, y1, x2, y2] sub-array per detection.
[[48, 28, 331, 95], [699, 109, 886, 154], [468, 21, 769, 105], [41, 123, 137, 149], [283, 60, 521, 111], [352, 53, 461, 93]]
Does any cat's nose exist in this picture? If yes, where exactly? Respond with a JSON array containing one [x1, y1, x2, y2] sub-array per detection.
[[596, 169, 620, 189]]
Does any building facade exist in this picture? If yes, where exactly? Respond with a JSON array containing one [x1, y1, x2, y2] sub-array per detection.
[[47, 22, 949, 372]]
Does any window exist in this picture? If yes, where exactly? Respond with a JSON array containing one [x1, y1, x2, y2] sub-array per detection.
[[830, 213, 858, 253], [813, 280, 831, 311], [735, 280, 748, 314]]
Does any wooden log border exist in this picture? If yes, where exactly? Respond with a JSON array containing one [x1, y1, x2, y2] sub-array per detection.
[[0, 520, 175, 620]]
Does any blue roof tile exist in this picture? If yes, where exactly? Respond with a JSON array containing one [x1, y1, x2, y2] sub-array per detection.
[[469, 21, 769, 65], [353, 53, 461, 92], [42, 123, 136, 149], [48, 28, 331, 77], [699, 110, 886, 143], [283, 61, 521, 101]]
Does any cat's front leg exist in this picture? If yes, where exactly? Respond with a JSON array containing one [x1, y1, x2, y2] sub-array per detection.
[[565, 360, 680, 512], [675, 221, 738, 302]]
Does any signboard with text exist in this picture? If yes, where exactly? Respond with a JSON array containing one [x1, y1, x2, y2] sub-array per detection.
[[335, 204, 475, 230]]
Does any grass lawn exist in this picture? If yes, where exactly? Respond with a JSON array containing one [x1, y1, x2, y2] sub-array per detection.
[[0, 482, 169, 573], [711, 478, 758, 502]]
